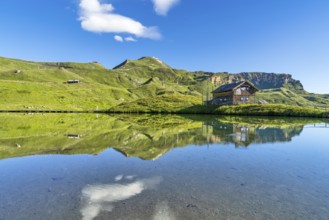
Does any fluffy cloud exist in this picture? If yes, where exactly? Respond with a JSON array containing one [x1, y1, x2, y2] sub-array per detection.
[[79, 0, 161, 40], [152, 0, 179, 16], [125, 36, 137, 42], [114, 35, 123, 42], [114, 35, 137, 42]]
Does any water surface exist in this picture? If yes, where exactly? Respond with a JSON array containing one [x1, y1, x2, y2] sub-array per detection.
[[0, 114, 328, 219]]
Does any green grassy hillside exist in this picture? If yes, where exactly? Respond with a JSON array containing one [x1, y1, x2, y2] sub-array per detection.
[[257, 88, 329, 107], [0, 56, 328, 112], [0, 56, 206, 110]]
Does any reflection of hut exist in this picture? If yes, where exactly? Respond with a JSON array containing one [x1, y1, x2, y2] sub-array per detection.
[[231, 125, 256, 147], [205, 121, 256, 147], [211, 81, 258, 105], [206, 119, 303, 147]]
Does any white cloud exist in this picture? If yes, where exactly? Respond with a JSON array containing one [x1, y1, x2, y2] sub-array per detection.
[[114, 35, 123, 42], [152, 0, 179, 16], [114, 35, 137, 42], [80, 0, 114, 14], [79, 0, 161, 40], [125, 36, 137, 42]]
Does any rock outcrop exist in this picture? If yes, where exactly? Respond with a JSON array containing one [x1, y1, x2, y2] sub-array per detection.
[[210, 72, 303, 91]]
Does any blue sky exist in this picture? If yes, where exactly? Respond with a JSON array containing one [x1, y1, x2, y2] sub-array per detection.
[[1, 0, 329, 93]]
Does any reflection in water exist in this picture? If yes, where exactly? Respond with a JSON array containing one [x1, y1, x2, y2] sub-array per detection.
[[205, 121, 304, 147], [0, 113, 327, 160], [80, 175, 162, 220], [1, 114, 329, 220]]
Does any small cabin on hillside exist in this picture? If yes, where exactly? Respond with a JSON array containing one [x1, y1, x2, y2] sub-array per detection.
[[65, 80, 80, 84], [211, 81, 258, 105]]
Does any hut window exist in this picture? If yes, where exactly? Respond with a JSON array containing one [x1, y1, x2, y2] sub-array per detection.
[[236, 88, 241, 95]]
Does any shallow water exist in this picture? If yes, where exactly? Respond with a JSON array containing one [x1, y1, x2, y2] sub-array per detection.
[[0, 114, 328, 219]]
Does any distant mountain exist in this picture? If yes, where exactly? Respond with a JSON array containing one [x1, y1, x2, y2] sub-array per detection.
[[194, 70, 303, 91], [114, 56, 171, 70], [209, 72, 303, 90], [0, 56, 328, 111]]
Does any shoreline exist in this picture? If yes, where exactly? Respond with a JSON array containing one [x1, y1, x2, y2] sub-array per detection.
[[0, 110, 103, 114], [0, 104, 328, 119]]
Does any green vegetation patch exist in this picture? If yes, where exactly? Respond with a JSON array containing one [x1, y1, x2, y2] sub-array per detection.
[[215, 104, 328, 118], [108, 94, 202, 113]]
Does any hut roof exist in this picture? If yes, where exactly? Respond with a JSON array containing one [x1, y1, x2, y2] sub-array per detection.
[[212, 81, 258, 93]]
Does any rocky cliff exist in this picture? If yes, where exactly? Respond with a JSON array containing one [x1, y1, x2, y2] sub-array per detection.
[[209, 72, 304, 91]]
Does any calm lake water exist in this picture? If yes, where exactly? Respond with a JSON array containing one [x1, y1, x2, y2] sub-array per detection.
[[0, 114, 329, 220]]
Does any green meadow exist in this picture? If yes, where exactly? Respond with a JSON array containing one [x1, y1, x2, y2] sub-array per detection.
[[1, 56, 328, 117]]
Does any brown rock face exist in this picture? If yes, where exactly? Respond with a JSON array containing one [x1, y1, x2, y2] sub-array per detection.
[[210, 72, 303, 90]]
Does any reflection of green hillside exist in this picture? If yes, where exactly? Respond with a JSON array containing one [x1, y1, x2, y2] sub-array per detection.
[[0, 114, 204, 160], [0, 114, 327, 160], [214, 116, 327, 127]]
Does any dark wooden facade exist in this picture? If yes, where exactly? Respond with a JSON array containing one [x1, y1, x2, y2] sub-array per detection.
[[65, 80, 80, 84], [211, 81, 258, 105]]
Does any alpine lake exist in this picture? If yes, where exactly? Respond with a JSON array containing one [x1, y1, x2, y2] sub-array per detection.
[[0, 113, 328, 220]]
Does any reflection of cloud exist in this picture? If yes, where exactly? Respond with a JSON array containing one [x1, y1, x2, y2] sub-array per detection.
[[80, 175, 162, 220], [124, 175, 136, 180], [114, 174, 123, 181], [153, 201, 176, 220]]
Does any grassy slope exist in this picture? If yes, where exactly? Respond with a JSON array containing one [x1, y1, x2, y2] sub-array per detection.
[[0, 56, 204, 110], [109, 94, 202, 113], [257, 88, 329, 107], [0, 57, 133, 110], [1, 56, 328, 114]]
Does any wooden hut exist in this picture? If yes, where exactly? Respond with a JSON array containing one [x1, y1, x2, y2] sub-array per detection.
[[211, 81, 258, 105], [66, 80, 80, 84]]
